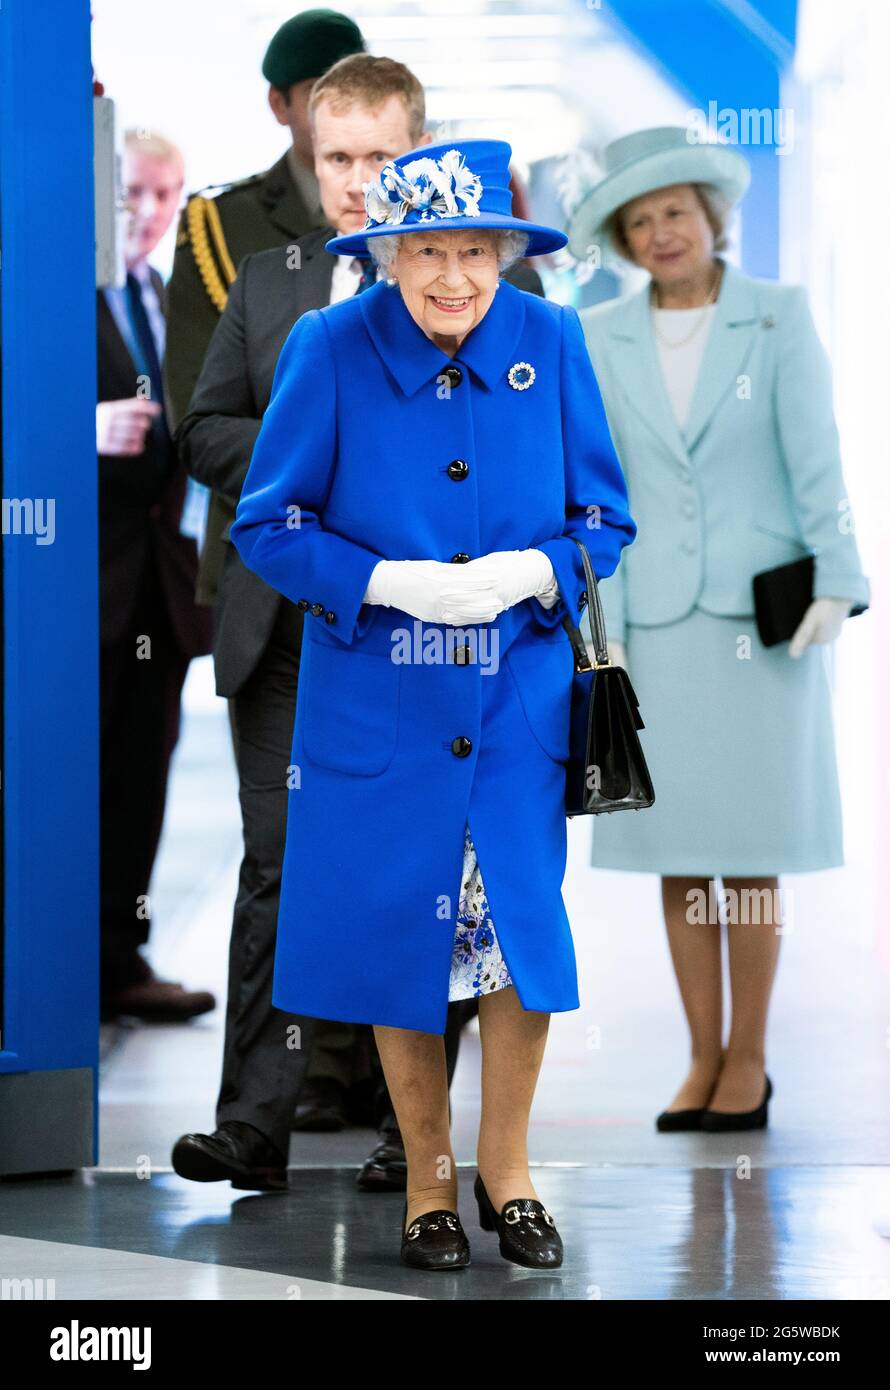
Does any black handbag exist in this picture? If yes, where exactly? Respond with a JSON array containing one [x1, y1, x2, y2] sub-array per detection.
[[752, 555, 815, 647], [752, 554, 867, 648], [561, 538, 655, 817]]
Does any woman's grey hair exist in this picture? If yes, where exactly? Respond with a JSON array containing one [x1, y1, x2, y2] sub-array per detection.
[[607, 181, 732, 262], [367, 227, 530, 276]]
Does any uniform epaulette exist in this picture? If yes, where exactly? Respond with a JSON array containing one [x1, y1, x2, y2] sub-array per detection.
[[177, 188, 240, 314]]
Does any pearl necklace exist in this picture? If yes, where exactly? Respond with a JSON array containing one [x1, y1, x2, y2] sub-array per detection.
[[651, 266, 721, 349]]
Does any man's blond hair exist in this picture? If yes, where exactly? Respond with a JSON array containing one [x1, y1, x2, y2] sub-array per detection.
[[308, 54, 425, 145], [124, 128, 183, 170]]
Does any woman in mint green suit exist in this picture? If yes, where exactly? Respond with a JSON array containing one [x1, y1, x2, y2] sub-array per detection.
[[568, 128, 869, 1133]]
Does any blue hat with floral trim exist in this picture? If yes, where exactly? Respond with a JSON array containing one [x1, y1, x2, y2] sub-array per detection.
[[325, 138, 567, 257]]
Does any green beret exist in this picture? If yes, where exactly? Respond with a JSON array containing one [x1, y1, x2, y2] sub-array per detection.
[[262, 9, 365, 88]]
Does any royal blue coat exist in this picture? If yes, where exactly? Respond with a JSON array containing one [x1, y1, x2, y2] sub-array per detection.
[[230, 277, 635, 1033]]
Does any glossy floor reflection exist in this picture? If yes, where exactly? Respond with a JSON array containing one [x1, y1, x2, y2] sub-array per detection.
[[2, 1166, 889, 1300]]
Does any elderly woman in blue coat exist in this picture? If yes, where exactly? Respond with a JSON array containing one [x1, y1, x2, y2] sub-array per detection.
[[230, 139, 635, 1271], [568, 128, 869, 1135]]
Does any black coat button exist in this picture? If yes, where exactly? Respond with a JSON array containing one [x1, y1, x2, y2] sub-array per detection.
[[324, 611, 335, 624], [446, 459, 469, 481], [310, 603, 324, 616], [442, 365, 463, 388], [450, 552, 471, 564], [297, 599, 310, 610], [451, 736, 472, 757], [578, 589, 588, 611], [453, 644, 472, 665]]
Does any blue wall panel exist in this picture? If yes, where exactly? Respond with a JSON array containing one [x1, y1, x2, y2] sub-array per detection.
[[0, 0, 98, 1160]]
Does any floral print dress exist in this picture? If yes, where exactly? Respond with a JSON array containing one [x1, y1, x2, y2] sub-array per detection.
[[449, 821, 514, 1001]]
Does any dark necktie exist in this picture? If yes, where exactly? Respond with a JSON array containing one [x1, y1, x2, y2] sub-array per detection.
[[125, 271, 171, 453], [125, 272, 166, 411], [353, 255, 377, 294]]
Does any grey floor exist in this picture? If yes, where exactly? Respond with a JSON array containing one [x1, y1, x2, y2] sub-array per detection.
[[3, 670, 890, 1300]]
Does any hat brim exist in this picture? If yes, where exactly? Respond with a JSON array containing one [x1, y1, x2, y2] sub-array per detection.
[[326, 213, 567, 259], [567, 145, 751, 260]]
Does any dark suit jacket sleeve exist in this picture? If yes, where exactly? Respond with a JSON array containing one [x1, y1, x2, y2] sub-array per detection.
[[174, 257, 261, 505], [97, 291, 172, 505]]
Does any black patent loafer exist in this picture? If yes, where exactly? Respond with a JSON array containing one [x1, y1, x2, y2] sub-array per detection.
[[474, 1175, 563, 1269], [400, 1205, 470, 1270], [701, 1074, 773, 1132]]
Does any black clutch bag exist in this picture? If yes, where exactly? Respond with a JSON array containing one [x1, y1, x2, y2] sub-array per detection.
[[752, 555, 815, 647], [561, 538, 655, 817], [752, 554, 867, 647]]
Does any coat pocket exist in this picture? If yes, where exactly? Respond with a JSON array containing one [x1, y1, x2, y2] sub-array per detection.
[[505, 634, 573, 764], [301, 640, 401, 776]]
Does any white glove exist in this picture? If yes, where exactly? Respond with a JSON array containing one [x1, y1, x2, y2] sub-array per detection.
[[788, 597, 853, 659], [441, 549, 556, 625], [364, 550, 557, 626], [364, 559, 501, 624], [537, 571, 560, 610]]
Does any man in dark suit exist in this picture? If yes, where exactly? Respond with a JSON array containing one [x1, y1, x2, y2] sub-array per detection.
[[98, 130, 215, 1021], [172, 54, 545, 1192], [164, 9, 366, 610]]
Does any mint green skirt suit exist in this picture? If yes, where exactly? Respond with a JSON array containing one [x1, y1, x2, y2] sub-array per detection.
[[581, 260, 869, 876]]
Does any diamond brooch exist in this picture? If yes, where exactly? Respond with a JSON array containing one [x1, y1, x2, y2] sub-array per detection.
[[507, 361, 536, 391]]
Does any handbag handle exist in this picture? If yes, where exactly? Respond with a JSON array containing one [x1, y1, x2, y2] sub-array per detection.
[[559, 537, 611, 672]]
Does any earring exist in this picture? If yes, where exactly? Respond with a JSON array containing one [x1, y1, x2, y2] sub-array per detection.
[[387, 276, 398, 286]]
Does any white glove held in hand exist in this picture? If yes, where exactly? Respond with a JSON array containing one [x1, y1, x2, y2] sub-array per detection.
[[364, 550, 557, 626], [364, 559, 461, 624], [788, 597, 852, 658], [441, 549, 557, 625]]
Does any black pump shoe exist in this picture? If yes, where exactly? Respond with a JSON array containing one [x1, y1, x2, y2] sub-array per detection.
[[474, 1174, 563, 1269], [656, 1106, 706, 1132], [701, 1075, 773, 1132], [400, 1205, 470, 1270]]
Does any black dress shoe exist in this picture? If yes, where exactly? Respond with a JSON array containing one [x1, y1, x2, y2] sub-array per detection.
[[101, 974, 215, 1023], [400, 1205, 470, 1270], [171, 1120, 288, 1191], [355, 1127, 407, 1191], [291, 1077, 348, 1132], [474, 1174, 563, 1269], [701, 1075, 773, 1132], [656, 1107, 706, 1132]]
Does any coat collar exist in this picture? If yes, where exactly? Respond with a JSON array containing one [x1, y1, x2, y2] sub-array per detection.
[[600, 259, 763, 461], [359, 277, 527, 397]]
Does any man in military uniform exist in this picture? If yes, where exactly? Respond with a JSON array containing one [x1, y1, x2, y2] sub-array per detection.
[[164, 9, 365, 608]]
